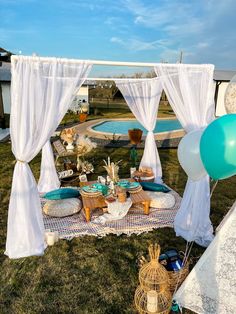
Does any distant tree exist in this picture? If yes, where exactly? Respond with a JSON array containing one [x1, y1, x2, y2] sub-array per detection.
[[133, 72, 143, 78], [145, 70, 156, 78]]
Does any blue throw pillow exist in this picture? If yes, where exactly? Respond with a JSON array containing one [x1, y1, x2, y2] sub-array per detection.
[[44, 188, 80, 200], [140, 182, 171, 193]]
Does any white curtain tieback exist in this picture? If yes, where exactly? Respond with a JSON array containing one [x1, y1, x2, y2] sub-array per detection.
[[16, 159, 27, 163]]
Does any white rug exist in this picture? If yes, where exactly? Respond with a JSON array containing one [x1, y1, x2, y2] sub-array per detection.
[[42, 190, 181, 239]]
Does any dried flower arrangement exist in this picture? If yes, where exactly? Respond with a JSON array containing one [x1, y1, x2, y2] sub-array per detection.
[[60, 128, 76, 150], [79, 160, 94, 174], [76, 135, 97, 156], [76, 135, 97, 175], [103, 157, 121, 183], [60, 128, 76, 144]]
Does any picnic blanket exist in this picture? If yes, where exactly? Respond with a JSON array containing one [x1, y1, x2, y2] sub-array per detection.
[[42, 189, 181, 240]]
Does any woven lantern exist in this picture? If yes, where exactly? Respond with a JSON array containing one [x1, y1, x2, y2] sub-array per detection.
[[134, 244, 172, 314]]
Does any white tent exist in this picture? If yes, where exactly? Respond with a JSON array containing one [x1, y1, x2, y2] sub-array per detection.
[[175, 200, 236, 314], [5, 55, 215, 258]]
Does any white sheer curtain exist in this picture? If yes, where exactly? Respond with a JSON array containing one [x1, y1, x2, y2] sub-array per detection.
[[155, 64, 215, 246], [6, 56, 92, 258], [38, 141, 60, 192], [115, 78, 163, 183], [38, 61, 92, 193]]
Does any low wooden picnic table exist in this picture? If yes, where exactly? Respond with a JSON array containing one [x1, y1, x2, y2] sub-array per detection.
[[79, 180, 151, 222]]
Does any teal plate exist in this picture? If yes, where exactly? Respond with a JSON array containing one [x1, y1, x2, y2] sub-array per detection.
[[82, 184, 109, 195], [128, 182, 140, 189], [91, 183, 109, 195], [117, 180, 129, 188], [82, 186, 99, 193], [117, 181, 140, 189]]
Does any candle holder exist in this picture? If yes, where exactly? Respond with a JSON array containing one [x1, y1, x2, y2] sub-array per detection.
[[116, 186, 127, 203], [45, 232, 56, 246], [45, 231, 59, 246]]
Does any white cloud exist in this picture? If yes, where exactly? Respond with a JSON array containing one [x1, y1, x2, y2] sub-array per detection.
[[110, 36, 170, 51], [159, 49, 180, 63], [55, 0, 126, 14], [123, 0, 196, 29], [120, 0, 236, 68], [105, 17, 117, 25], [104, 16, 130, 34], [110, 37, 125, 45], [196, 42, 210, 49]]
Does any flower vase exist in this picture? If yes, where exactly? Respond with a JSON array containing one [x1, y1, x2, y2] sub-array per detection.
[[109, 180, 116, 196], [66, 142, 74, 151], [130, 167, 136, 178]]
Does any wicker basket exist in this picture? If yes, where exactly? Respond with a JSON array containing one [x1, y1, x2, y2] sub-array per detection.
[[167, 254, 190, 294], [133, 168, 155, 183], [140, 175, 155, 183]]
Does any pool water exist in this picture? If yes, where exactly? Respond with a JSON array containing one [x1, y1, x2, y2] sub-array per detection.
[[92, 119, 182, 135]]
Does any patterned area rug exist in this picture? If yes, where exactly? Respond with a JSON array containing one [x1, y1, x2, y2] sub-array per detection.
[[42, 190, 181, 240]]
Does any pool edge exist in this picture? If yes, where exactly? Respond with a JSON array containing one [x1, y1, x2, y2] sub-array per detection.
[[82, 118, 185, 141]]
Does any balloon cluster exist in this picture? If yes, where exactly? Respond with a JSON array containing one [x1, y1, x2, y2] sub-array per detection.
[[178, 114, 236, 181]]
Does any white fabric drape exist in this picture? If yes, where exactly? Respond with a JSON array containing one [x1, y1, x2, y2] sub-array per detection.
[[155, 64, 215, 246], [6, 56, 92, 258], [115, 78, 163, 182], [37, 61, 92, 193], [38, 141, 60, 192]]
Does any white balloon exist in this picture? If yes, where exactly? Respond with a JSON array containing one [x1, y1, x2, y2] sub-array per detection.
[[177, 130, 207, 181], [225, 74, 236, 113]]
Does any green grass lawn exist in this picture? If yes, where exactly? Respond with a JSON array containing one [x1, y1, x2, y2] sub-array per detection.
[[0, 140, 236, 313]]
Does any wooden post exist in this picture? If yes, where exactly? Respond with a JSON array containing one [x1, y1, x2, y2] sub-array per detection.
[[0, 84, 6, 129], [84, 207, 91, 222], [143, 201, 150, 215]]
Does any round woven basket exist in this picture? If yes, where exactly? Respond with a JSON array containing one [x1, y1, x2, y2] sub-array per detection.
[[133, 170, 155, 183], [140, 175, 155, 183], [167, 253, 190, 294]]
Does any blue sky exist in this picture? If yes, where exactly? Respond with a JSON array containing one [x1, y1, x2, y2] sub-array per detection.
[[1, 0, 236, 76]]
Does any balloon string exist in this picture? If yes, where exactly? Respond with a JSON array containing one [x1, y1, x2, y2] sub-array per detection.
[[210, 180, 218, 198], [172, 180, 218, 306]]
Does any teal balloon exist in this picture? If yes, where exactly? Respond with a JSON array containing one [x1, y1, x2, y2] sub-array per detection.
[[200, 114, 236, 180]]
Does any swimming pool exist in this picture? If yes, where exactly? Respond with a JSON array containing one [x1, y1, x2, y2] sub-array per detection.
[[91, 119, 182, 135]]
